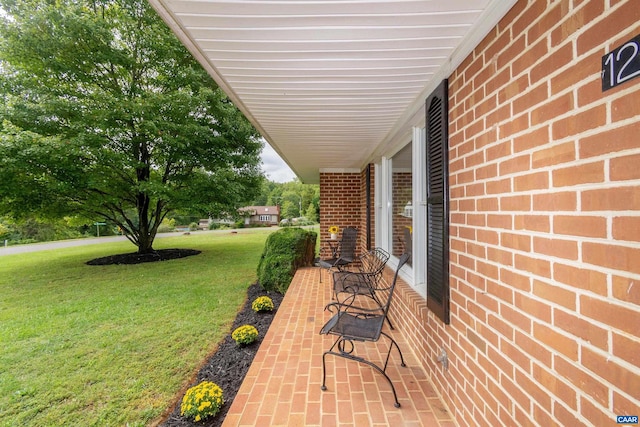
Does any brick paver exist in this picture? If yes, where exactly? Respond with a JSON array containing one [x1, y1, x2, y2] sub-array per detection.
[[223, 267, 455, 426]]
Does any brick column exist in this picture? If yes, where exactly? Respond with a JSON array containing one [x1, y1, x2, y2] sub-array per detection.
[[319, 172, 362, 259]]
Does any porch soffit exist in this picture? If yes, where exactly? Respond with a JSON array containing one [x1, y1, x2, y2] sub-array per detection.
[[149, 0, 516, 183]]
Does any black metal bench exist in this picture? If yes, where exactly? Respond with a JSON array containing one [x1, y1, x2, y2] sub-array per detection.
[[331, 247, 393, 328], [320, 253, 410, 408]]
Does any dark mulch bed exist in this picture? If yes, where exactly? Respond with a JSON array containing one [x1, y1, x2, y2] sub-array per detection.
[[86, 248, 201, 265], [159, 282, 283, 426]]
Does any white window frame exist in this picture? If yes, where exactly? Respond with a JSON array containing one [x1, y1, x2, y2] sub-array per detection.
[[374, 127, 426, 298], [412, 126, 427, 298], [377, 157, 392, 251]]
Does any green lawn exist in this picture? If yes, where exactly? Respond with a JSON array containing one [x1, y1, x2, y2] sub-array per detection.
[[0, 229, 276, 426]]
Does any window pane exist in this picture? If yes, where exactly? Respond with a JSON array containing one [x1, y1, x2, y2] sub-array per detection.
[[391, 142, 412, 265]]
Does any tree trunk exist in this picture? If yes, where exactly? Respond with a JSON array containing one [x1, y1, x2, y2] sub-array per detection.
[[137, 232, 155, 254], [136, 193, 157, 254], [135, 144, 155, 254]]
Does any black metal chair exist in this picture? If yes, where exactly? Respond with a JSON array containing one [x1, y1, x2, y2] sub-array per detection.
[[320, 253, 410, 408], [332, 248, 394, 329], [331, 247, 390, 302], [318, 227, 358, 282]]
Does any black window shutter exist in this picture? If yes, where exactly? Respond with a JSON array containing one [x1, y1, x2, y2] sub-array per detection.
[[426, 79, 450, 324]]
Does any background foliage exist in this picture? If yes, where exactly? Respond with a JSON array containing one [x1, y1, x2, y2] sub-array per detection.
[[252, 180, 319, 222], [0, 178, 320, 246]]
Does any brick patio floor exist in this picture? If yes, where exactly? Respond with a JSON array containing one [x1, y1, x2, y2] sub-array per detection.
[[222, 267, 456, 427]]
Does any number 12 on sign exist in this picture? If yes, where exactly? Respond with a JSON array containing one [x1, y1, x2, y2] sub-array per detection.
[[602, 34, 640, 91]]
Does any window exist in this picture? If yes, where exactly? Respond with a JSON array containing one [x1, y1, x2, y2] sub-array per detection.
[[391, 143, 413, 266], [375, 144, 416, 294], [374, 80, 449, 323], [259, 215, 270, 222], [425, 79, 450, 324]]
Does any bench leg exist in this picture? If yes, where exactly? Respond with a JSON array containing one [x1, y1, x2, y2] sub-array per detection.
[[320, 336, 404, 408]]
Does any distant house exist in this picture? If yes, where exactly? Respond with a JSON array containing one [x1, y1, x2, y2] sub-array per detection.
[[197, 218, 211, 230], [238, 206, 280, 226]]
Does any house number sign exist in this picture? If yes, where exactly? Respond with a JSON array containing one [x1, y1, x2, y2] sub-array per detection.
[[602, 33, 640, 91]]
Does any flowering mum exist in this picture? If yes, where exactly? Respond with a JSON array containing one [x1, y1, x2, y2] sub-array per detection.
[[328, 225, 339, 234], [180, 381, 224, 422], [252, 296, 274, 312], [232, 324, 259, 346]]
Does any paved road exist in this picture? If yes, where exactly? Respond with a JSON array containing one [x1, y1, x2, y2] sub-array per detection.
[[0, 229, 252, 256], [0, 226, 317, 256], [0, 235, 131, 255]]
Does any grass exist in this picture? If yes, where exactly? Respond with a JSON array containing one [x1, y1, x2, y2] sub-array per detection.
[[0, 229, 276, 426]]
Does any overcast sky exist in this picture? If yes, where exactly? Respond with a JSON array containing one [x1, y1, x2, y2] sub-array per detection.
[[260, 141, 297, 183]]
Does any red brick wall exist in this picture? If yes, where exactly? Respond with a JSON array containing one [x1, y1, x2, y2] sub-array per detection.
[[321, 1, 640, 426], [319, 172, 363, 259], [423, 1, 639, 425]]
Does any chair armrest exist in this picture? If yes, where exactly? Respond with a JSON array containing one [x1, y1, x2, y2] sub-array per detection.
[[324, 299, 385, 316], [333, 270, 378, 287]]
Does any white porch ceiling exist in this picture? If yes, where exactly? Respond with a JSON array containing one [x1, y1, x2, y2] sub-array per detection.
[[149, 0, 516, 183]]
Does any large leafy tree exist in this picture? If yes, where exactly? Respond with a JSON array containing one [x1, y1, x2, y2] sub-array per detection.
[[0, 0, 263, 253]]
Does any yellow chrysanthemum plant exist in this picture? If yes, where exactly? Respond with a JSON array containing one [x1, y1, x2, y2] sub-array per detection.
[[180, 381, 224, 422], [231, 324, 259, 346], [251, 296, 274, 313], [328, 225, 339, 234]]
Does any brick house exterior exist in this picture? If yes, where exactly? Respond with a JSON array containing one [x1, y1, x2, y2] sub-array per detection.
[[155, 0, 640, 424], [238, 206, 280, 226], [319, 2, 640, 426]]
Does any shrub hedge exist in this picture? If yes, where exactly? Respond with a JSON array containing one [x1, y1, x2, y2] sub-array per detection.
[[257, 227, 317, 293]]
